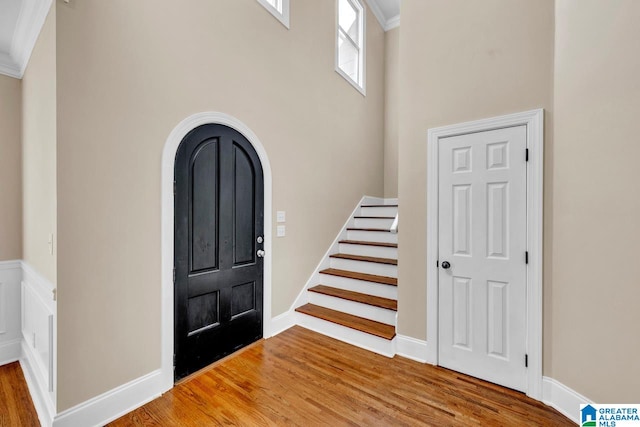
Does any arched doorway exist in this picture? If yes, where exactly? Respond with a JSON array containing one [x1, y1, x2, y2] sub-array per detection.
[[161, 113, 273, 388]]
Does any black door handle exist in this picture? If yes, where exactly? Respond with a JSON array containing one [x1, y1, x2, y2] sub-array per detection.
[[441, 261, 451, 269]]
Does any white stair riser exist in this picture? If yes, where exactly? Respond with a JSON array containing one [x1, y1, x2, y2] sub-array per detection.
[[354, 217, 394, 229], [319, 274, 397, 299], [307, 293, 397, 325], [347, 230, 397, 244], [330, 258, 397, 278], [295, 313, 396, 357], [360, 206, 398, 217], [338, 243, 397, 259]]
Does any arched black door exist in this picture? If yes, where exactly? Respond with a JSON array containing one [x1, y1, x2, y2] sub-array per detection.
[[174, 124, 264, 380]]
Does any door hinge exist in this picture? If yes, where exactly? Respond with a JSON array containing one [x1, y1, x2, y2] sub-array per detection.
[[173, 267, 176, 283], [436, 260, 439, 267], [525, 251, 529, 264], [173, 354, 176, 366], [526, 148, 529, 162], [525, 354, 528, 368], [173, 181, 176, 195]]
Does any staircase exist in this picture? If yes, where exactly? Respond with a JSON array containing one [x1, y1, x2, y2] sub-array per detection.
[[294, 198, 398, 357]]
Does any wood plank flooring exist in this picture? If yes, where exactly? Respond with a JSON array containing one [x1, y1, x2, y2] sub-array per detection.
[[109, 326, 572, 426], [0, 362, 39, 427]]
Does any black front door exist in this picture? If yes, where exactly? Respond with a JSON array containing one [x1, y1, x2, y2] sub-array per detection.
[[174, 124, 264, 380]]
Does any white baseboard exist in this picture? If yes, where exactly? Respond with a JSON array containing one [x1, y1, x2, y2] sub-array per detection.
[[395, 335, 428, 363], [542, 376, 593, 425], [0, 338, 21, 365], [21, 341, 55, 427], [268, 311, 295, 337], [52, 370, 164, 427]]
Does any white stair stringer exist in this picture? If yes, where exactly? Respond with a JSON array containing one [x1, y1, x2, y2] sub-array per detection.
[[294, 311, 397, 358]]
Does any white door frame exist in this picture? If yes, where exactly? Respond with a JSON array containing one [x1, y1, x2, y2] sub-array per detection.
[[160, 112, 273, 392], [426, 109, 544, 400]]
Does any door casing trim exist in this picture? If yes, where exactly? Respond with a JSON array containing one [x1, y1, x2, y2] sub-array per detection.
[[160, 112, 273, 392], [426, 109, 544, 400]]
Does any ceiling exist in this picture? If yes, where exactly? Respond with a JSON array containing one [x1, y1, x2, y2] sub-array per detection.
[[0, 0, 52, 79], [0, 0, 400, 79]]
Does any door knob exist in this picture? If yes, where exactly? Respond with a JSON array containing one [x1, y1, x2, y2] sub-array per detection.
[[441, 261, 451, 269], [257, 249, 265, 258]]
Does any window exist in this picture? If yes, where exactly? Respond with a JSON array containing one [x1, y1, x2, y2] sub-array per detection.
[[336, 0, 365, 94], [256, 0, 290, 29]]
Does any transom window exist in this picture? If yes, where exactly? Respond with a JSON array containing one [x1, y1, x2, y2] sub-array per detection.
[[256, 0, 290, 29], [336, 0, 365, 94]]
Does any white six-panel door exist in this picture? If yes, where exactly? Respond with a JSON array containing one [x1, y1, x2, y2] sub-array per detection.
[[438, 125, 527, 392]]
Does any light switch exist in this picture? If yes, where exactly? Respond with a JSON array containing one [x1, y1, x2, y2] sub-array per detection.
[[276, 225, 286, 237], [277, 211, 286, 223]]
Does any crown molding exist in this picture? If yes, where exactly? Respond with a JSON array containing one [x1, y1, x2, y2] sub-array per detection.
[[0, 0, 53, 79], [364, 0, 400, 32], [384, 14, 400, 31]]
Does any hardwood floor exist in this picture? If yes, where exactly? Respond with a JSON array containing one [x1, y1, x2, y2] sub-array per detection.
[[110, 326, 572, 426], [0, 362, 39, 427]]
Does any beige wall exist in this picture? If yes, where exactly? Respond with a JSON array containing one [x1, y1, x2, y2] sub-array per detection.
[[383, 28, 399, 198], [397, 0, 554, 340], [22, 3, 57, 283], [398, 0, 640, 404], [0, 75, 22, 261], [549, 0, 640, 402], [55, 0, 385, 410]]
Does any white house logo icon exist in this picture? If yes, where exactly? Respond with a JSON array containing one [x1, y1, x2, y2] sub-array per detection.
[[581, 404, 597, 427]]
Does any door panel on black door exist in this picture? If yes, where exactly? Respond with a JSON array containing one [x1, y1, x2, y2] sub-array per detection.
[[233, 144, 256, 266], [190, 139, 219, 273], [175, 124, 264, 381]]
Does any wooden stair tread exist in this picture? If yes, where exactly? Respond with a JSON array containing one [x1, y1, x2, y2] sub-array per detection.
[[295, 304, 396, 340], [339, 240, 398, 248], [354, 216, 395, 219], [360, 204, 398, 208], [347, 228, 391, 232], [330, 253, 397, 265], [309, 285, 397, 311], [319, 268, 397, 286]]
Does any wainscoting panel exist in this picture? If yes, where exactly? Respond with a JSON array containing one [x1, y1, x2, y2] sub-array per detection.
[[0, 261, 22, 365], [21, 262, 57, 426]]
